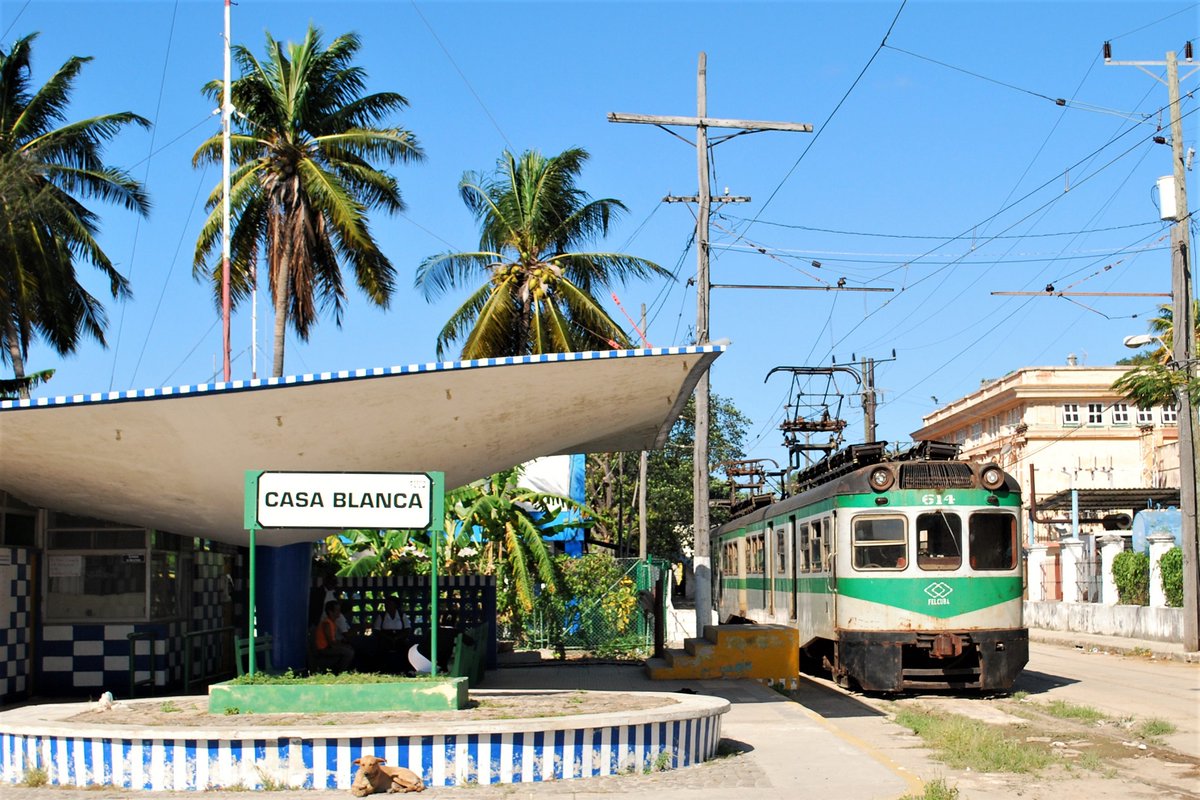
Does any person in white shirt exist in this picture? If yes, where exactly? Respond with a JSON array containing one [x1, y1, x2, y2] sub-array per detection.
[[374, 595, 410, 631]]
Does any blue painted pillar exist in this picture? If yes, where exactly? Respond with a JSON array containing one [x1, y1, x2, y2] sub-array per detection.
[[565, 453, 587, 557], [255, 542, 312, 671]]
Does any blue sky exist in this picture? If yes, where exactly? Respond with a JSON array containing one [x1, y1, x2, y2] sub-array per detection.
[[2, 0, 1196, 464]]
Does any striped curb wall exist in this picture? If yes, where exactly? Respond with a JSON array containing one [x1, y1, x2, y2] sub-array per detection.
[[0, 692, 727, 790]]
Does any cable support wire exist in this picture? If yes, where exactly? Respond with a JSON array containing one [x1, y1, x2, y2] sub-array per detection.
[[718, 215, 1164, 241], [709, 240, 1169, 266], [883, 43, 1159, 124]]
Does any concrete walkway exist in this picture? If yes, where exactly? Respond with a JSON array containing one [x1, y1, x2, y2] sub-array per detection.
[[4, 628, 1192, 800]]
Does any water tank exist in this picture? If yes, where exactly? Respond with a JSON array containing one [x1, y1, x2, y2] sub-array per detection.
[[1131, 507, 1181, 552]]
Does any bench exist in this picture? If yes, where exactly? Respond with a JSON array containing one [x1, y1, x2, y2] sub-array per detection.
[[448, 623, 489, 687], [234, 634, 278, 677]]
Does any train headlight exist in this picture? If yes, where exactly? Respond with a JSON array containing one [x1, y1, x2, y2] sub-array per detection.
[[980, 464, 1005, 490], [868, 466, 895, 492]]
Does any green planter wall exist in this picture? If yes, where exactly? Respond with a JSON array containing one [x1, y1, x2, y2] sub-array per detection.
[[208, 677, 468, 714]]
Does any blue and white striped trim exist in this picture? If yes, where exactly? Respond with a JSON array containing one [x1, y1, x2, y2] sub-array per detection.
[[0, 345, 726, 412], [0, 697, 726, 790]]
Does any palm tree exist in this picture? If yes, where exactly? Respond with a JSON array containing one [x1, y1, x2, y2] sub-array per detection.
[[0, 33, 149, 398], [416, 148, 671, 359], [1113, 302, 1200, 407], [193, 25, 423, 377]]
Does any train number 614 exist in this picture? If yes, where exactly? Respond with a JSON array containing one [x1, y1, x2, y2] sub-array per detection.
[[921, 493, 956, 505]]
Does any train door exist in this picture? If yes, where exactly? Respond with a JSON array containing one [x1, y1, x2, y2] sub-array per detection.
[[766, 522, 775, 616], [737, 529, 748, 615], [788, 516, 798, 619]]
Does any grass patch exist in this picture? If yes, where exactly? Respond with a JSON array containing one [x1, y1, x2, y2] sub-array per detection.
[[1136, 718, 1176, 739], [159, 700, 181, 713], [229, 669, 446, 686], [894, 708, 1053, 773], [21, 767, 48, 787], [1043, 700, 1105, 724], [900, 777, 959, 800], [1010, 691, 1029, 701], [255, 767, 290, 791]]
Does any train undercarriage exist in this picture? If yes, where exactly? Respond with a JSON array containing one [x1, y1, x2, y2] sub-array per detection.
[[820, 628, 1029, 693]]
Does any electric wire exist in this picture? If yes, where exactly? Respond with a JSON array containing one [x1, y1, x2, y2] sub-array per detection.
[[108, 0, 180, 391], [131, 165, 211, 386], [0, 0, 32, 42], [739, 0, 907, 234], [409, 0, 513, 150]]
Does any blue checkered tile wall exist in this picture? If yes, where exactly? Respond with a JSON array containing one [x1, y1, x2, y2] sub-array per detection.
[[0, 547, 31, 705]]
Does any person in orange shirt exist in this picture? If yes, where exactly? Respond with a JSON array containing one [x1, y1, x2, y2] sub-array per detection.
[[313, 600, 355, 673]]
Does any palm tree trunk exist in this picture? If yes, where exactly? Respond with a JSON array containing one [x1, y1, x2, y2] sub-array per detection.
[[3, 314, 29, 400], [272, 268, 289, 378]]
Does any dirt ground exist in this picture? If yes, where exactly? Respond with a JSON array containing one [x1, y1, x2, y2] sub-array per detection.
[[66, 689, 675, 729]]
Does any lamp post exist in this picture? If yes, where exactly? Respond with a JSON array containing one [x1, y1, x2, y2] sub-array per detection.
[[1123, 334, 1198, 652]]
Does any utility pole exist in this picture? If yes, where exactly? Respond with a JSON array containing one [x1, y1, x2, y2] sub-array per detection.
[[1105, 43, 1198, 652], [610, 53, 811, 636], [862, 357, 877, 444], [639, 304, 650, 561]]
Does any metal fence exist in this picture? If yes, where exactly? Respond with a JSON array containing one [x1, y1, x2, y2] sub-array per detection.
[[513, 558, 669, 656]]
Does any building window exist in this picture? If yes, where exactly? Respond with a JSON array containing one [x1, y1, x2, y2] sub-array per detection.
[[1163, 404, 1178, 425], [1087, 403, 1104, 425], [1137, 406, 1154, 425], [1062, 404, 1080, 426], [1112, 403, 1129, 425]]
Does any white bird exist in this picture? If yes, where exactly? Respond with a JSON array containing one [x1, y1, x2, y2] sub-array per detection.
[[408, 644, 432, 675]]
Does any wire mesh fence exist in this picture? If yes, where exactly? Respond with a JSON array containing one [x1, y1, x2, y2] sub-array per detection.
[[504, 557, 669, 657]]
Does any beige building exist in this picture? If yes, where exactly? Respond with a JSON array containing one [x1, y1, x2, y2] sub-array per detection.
[[912, 362, 1180, 543]]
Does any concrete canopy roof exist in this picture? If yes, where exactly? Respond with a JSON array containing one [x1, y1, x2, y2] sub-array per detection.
[[0, 346, 723, 547]]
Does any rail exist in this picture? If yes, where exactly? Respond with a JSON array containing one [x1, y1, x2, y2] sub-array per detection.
[[183, 626, 236, 693]]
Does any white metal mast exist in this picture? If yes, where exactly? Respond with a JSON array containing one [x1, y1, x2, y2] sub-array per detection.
[[220, 0, 232, 382]]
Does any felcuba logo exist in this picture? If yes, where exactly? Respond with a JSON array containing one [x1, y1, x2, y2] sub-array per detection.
[[924, 582, 953, 606]]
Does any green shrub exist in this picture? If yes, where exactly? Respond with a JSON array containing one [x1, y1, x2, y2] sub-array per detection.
[[1111, 550, 1149, 606], [1159, 546, 1183, 607]]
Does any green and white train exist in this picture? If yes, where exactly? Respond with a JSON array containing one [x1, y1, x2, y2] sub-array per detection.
[[713, 441, 1028, 692]]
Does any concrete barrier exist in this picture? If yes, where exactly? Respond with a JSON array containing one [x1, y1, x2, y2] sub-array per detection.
[[1025, 600, 1182, 643]]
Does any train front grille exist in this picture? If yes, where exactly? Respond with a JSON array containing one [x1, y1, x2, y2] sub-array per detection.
[[900, 462, 974, 490]]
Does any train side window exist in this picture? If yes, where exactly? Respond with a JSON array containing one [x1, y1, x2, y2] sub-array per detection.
[[776, 528, 787, 573], [969, 513, 1017, 570], [798, 524, 811, 572], [917, 511, 962, 570], [811, 520, 824, 572], [852, 515, 907, 570]]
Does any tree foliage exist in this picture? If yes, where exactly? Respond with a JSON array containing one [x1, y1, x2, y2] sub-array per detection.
[[586, 394, 753, 559], [1112, 302, 1200, 408], [416, 147, 670, 359], [0, 33, 149, 397], [193, 25, 423, 377], [318, 467, 595, 634]]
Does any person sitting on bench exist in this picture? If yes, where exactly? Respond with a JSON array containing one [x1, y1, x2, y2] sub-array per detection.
[[312, 600, 355, 674]]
